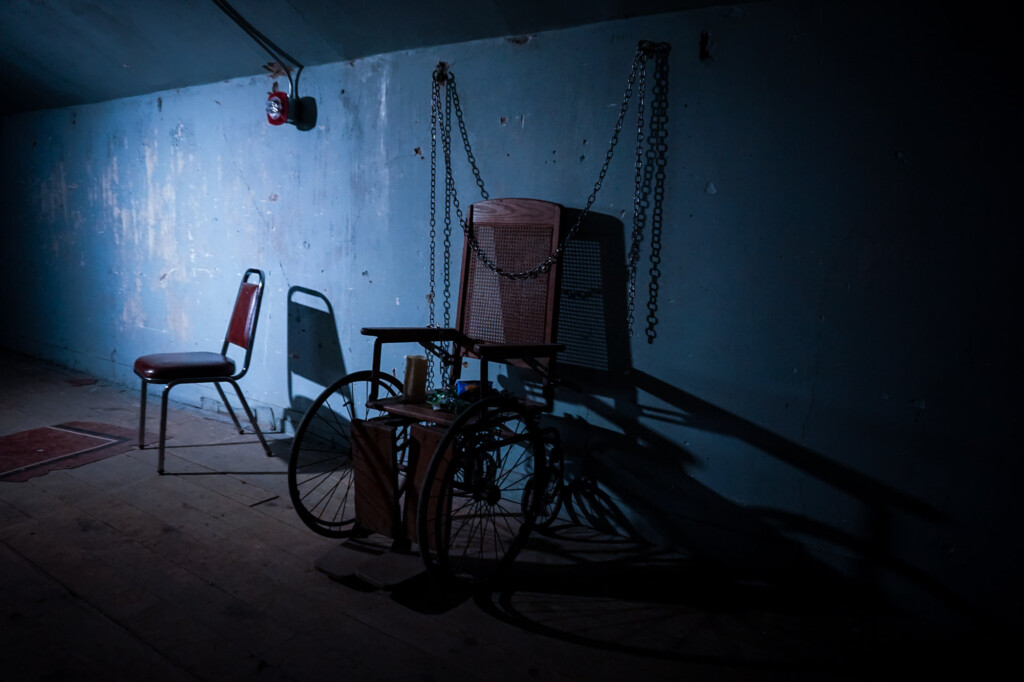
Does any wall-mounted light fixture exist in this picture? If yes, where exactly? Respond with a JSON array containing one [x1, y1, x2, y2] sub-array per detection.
[[265, 89, 290, 126], [212, 0, 317, 131]]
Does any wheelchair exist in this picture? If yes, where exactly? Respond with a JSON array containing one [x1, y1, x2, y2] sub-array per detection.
[[287, 198, 566, 586]]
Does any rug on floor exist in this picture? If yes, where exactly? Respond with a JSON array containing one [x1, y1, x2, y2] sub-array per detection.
[[0, 422, 138, 482]]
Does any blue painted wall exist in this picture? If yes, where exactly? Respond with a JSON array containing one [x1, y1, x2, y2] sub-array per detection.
[[1, 1, 1019, 626]]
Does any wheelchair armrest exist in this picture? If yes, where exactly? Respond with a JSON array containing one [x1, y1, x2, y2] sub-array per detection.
[[360, 327, 463, 343], [472, 342, 565, 361]]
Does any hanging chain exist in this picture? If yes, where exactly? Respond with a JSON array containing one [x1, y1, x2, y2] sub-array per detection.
[[428, 41, 671, 341], [459, 44, 654, 280], [442, 79, 455, 329], [427, 75, 440, 390], [626, 51, 649, 337], [645, 49, 670, 344], [451, 79, 488, 202], [625, 41, 670, 341], [427, 63, 489, 391], [429, 78, 439, 329]]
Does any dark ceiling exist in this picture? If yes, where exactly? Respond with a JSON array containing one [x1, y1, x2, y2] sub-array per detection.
[[0, 0, 723, 116]]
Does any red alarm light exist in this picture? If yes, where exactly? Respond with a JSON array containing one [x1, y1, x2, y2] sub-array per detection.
[[266, 91, 289, 125]]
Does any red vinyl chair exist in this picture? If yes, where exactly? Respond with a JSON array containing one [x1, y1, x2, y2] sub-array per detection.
[[134, 268, 272, 473]]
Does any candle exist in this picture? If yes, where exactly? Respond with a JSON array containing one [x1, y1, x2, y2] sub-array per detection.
[[403, 355, 427, 402]]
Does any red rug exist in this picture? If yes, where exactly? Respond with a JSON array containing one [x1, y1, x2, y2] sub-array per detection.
[[0, 422, 138, 482]]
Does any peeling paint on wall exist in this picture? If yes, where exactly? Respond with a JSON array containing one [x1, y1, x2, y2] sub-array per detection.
[[121, 275, 146, 331]]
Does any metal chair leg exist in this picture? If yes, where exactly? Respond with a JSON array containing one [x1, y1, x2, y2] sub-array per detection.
[[148, 378, 271, 473], [213, 381, 245, 433], [138, 379, 148, 448], [158, 385, 172, 474], [225, 379, 272, 457]]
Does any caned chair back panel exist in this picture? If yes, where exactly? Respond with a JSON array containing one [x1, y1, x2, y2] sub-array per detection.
[[457, 199, 562, 350]]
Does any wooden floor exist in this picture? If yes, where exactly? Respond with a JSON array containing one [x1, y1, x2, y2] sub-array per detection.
[[0, 349, 995, 681]]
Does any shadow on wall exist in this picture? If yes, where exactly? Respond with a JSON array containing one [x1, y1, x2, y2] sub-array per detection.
[[287, 286, 348, 431], [501, 208, 977, 625], [553, 209, 633, 377]]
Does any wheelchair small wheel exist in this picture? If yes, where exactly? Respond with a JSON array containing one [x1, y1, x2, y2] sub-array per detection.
[[288, 370, 401, 537], [418, 395, 545, 586]]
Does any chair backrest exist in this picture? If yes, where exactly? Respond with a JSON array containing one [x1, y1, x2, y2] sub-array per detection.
[[222, 268, 265, 377], [456, 198, 562, 357]]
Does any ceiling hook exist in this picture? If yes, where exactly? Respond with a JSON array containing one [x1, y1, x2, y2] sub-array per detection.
[[433, 61, 450, 84]]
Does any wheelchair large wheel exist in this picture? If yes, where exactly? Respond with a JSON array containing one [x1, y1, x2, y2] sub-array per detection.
[[417, 395, 546, 586], [288, 370, 402, 537]]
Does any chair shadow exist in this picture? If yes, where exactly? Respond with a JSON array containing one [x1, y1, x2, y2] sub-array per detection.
[[287, 286, 347, 430], [152, 435, 295, 475]]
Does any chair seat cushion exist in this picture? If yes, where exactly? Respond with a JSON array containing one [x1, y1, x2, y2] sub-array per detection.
[[134, 352, 236, 382]]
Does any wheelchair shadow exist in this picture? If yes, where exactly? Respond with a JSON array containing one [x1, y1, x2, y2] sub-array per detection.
[[480, 548, 857, 673], [469, 530, 996, 675], [298, 210, 985, 661], [376, 518, 927, 674], [492, 208, 980, 642]]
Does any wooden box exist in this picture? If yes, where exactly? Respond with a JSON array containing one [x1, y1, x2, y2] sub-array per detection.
[[351, 417, 408, 538], [405, 423, 452, 549]]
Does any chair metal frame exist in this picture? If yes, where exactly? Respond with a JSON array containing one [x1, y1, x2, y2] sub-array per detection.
[[134, 268, 272, 473]]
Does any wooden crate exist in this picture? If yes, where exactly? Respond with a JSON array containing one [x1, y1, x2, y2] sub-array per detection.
[[351, 417, 408, 538], [405, 423, 452, 549]]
